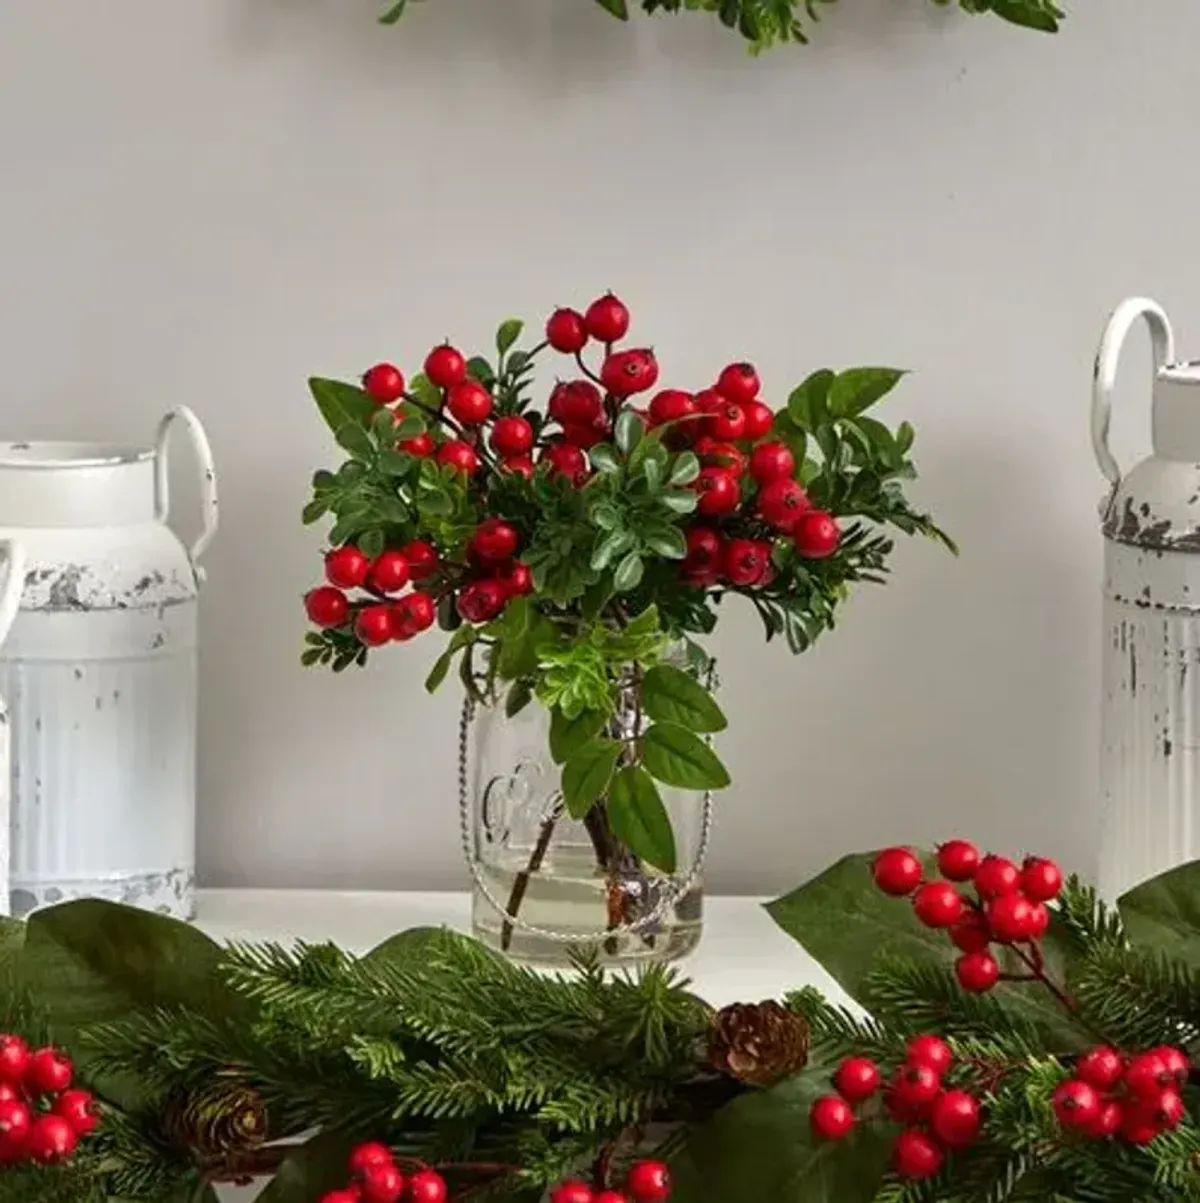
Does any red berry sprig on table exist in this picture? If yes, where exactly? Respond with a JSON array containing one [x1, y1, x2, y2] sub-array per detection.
[[548, 1158, 672, 1203], [0, 1035, 98, 1167]]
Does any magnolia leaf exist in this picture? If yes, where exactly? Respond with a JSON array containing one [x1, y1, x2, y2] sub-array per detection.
[[255, 1129, 359, 1202], [828, 368, 907, 418], [309, 377, 376, 435], [562, 739, 622, 819], [1119, 860, 1200, 967], [549, 708, 608, 764], [641, 723, 729, 790], [642, 665, 727, 733], [607, 766, 677, 873]]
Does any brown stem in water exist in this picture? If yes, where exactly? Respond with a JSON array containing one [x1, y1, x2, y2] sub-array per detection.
[[500, 807, 561, 951]]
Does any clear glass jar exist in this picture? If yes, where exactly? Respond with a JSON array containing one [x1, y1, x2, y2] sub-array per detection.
[[461, 670, 712, 968]]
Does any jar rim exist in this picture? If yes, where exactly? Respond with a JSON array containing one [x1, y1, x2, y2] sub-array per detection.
[[0, 441, 154, 468]]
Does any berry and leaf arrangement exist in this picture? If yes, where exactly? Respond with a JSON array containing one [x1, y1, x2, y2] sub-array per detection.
[[2, 843, 1200, 1199], [376, 0, 1067, 51], [301, 292, 948, 937]]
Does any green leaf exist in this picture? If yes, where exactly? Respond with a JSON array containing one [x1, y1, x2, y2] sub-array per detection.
[[623, 603, 660, 639], [301, 497, 328, 525], [641, 722, 730, 790], [255, 1129, 358, 1202], [659, 490, 699, 515], [466, 356, 496, 387], [670, 1053, 890, 1203], [593, 0, 629, 16], [613, 550, 644, 593], [641, 525, 687, 560], [335, 421, 375, 460], [668, 451, 700, 486], [895, 420, 915, 455], [309, 377, 377, 436], [642, 665, 727, 733], [787, 369, 834, 432], [614, 410, 644, 455], [358, 528, 385, 560], [1120, 860, 1200, 967], [408, 372, 442, 410], [549, 707, 608, 764], [378, 0, 407, 24], [505, 680, 533, 718], [561, 738, 622, 820], [590, 445, 621, 475], [425, 628, 476, 694], [378, 449, 415, 477], [607, 765, 677, 873], [828, 368, 907, 418], [592, 529, 634, 572], [496, 318, 524, 356]]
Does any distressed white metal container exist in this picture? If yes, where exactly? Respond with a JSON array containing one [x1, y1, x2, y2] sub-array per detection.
[[0, 410, 217, 919], [1094, 298, 1200, 900], [0, 541, 28, 917]]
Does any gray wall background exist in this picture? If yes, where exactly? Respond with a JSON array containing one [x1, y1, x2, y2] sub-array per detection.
[[0, 0, 1195, 896]]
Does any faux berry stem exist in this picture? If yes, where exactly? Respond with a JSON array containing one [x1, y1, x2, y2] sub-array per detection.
[[573, 351, 605, 389], [500, 803, 563, 951], [402, 391, 466, 439]]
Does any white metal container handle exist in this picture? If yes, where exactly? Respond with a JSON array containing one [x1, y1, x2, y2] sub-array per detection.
[[154, 407, 219, 582], [0, 539, 27, 648], [1092, 297, 1177, 488]]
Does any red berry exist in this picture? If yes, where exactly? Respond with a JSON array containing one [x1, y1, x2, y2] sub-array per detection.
[[447, 379, 493, 425], [457, 580, 507, 625], [407, 1169, 449, 1203], [1084, 1099, 1122, 1139], [722, 538, 772, 588], [502, 454, 535, 479], [368, 550, 411, 595], [550, 380, 604, 425], [305, 586, 349, 629], [1124, 1052, 1173, 1099], [584, 293, 630, 343], [706, 401, 748, 442], [912, 881, 964, 929], [490, 416, 535, 457], [52, 1090, 97, 1137], [391, 591, 436, 640], [748, 441, 795, 485], [26, 1114, 77, 1164], [950, 911, 991, 953], [648, 389, 697, 427], [26, 1048, 72, 1095], [1076, 1046, 1125, 1091], [470, 519, 520, 562], [974, 854, 1021, 900], [955, 950, 1000, 993], [683, 528, 723, 581], [400, 540, 439, 582], [833, 1056, 881, 1103], [400, 431, 435, 457], [1146, 1087, 1186, 1131], [930, 1089, 982, 1148], [891, 1129, 943, 1180], [694, 437, 747, 476], [0, 1098, 30, 1147], [437, 439, 480, 475], [872, 847, 923, 896], [890, 1063, 942, 1113], [936, 839, 980, 882], [715, 361, 761, 405], [739, 398, 774, 440], [1028, 901, 1051, 938], [793, 510, 840, 559], [562, 420, 608, 449], [550, 1181, 595, 1203], [542, 441, 590, 485], [810, 1094, 856, 1140], [359, 1160, 406, 1203], [1118, 1108, 1162, 1145], [758, 478, 810, 531], [325, 545, 370, 590], [362, 362, 405, 404], [692, 466, 740, 516], [906, 1034, 953, 1076], [355, 605, 394, 647], [349, 1143, 395, 1176], [1152, 1045, 1190, 1086], [320, 1193, 363, 1203], [0, 1037, 29, 1086], [600, 349, 659, 398], [593, 1193, 628, 1203], [986, 893, 1037, 943], [1052, 1079, 1102, 1129], [626, 1158, 671, 1201], [498, 561, 534, 598], [545, 308, 589, 354], [1020, 856, 1064, 902], [424, 343, 467, 389]]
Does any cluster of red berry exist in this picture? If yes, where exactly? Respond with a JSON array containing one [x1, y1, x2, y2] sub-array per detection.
[[871, 840, 1064, 993], [548, 1158, 671, 1203], [306, 293, 843, 650], [810, 1035, 982, 1180], [1051, 1044, 1190, 1145], [0, 1035, 97, 1167], [318, 1142, 447, 1203]]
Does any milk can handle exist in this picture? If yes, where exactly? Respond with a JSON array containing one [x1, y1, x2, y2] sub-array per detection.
[[1092, 297, 1176, 488], [154, 407, 219, 581], [0, 540, 26, 648]]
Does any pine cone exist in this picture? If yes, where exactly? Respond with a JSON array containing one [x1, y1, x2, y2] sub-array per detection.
[[707, 1000, 809, 1086], [162, 1076, 268, 1163]]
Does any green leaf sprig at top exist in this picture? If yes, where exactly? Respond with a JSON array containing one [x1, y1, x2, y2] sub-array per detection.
[[302, 293, 951, 959]]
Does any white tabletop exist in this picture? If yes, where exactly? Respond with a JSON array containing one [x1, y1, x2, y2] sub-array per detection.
[[197, 889, 850, 1201]]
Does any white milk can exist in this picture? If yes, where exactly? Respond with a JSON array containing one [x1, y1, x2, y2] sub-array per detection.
[[0, 410, 218, 918], [1093, 297, 1200, 900], [0, 541, 28, 916]]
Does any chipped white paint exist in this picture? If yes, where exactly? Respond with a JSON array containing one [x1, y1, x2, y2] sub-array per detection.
[[0, 410, 218, 919], [1094, 299, 1200, 899], [0, 541, 28, 918]]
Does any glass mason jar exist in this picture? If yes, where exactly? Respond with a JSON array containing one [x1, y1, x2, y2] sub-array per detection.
[[461, 662, 713, 967]]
